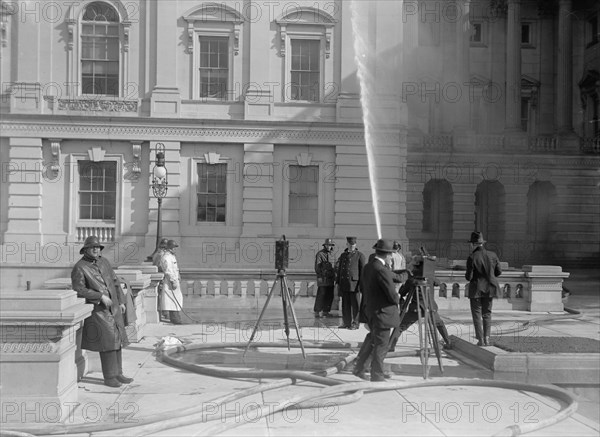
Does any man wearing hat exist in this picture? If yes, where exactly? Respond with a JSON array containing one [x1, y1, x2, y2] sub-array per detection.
[[160, 240, 184, 324], [314, 238, 337, 318], [71, 236, 133, 388], [353, 239, 400, 382], [466, 231, 502, 346], [336, 237, 366, 329]]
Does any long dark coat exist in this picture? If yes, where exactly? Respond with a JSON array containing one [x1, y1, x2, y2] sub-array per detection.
[[361, 257, 400, 329], [71, 255, 129, 352], [336, 249, 366, 293], [465, 246, 502, 299]]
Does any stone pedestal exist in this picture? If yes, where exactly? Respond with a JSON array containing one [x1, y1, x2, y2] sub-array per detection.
[[523, 265, 569, 312], [0, 289, 92, 424], [118, 264, 163, 325], [114, 267, 152, 342], [43, 278, 88, 380]]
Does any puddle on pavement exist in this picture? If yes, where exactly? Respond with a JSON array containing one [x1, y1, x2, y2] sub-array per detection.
[[171, 347, 350, 372]]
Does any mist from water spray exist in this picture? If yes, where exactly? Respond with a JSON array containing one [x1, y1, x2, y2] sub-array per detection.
[[350, 0, 382, 239]]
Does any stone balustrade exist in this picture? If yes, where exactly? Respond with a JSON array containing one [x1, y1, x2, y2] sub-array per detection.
[[179, 264, 568, 313], [0, 289, 92, 423]]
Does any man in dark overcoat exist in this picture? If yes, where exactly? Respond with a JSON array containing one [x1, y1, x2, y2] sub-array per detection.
[[465, 231, 502, 346], [313, 238, 337, 318], [354, 238, 399, 382], [336, 236, 366, 329], [71, 235, 132, 387]]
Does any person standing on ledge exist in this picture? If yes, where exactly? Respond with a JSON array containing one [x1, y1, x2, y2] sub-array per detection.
[[314, 238, 337, 318], [71, 236, 133, 388], [336, 236, 366, 330], [465, 231, 502, 346], [160, 239, 184, 325]]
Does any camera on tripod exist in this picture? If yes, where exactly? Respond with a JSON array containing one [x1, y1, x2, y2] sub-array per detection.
[[411, 247, 437, 281], [275, 235, 289, 272]]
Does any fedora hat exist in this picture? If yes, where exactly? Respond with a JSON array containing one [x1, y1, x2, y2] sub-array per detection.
[[80, 236, 104, 254], [372, 238, 395, 253], [468, 231, 485, 244], [322, 238, 335, 247], [166, 240, 179, 249], [346, 236, 357, 244]]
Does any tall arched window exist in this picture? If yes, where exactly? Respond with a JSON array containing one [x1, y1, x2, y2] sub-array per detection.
[[81, 2, 120, 96], [475, 180, 505, 249], [527, 181, 556, 254], [422, 179, 453, 255]]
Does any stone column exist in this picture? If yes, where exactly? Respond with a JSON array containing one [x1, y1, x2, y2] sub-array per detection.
[[455, 0, 471, 133], [505, 0, 522, 131], [241, 144, 274, 239], [150, 1, 180, 116], [556, 0, 573, 134], [4, 137, 43, 245]]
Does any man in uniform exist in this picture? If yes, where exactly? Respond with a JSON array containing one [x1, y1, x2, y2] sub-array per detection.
[[314, 238, 337, 318], [337, 237, 366, 329]]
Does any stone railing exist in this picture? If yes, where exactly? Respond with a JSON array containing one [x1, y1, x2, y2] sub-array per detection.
[[179, 265, 569, 313], [580, 136, 600, 154], [0, 289, 92, 423], [528, 135, 558, 153], [75, 224, 116, 242]]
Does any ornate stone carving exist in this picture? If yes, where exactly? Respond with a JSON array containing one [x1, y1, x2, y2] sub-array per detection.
[[49, 139, 62, 173], [2, 343, 55, 353], [57, 99, 139, 112], [131, 141, 142, 175]]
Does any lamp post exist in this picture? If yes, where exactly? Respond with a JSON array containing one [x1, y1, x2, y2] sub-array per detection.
[[147, 143, 168, 262]]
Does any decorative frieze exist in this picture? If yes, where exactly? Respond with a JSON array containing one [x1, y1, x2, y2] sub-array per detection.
[[0, 122, 367, 144], [57, 99, 139, 112]]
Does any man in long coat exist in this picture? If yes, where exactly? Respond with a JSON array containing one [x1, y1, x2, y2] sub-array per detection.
[[466, 231, 502, 346], [354, 238, 399, 382], [160, 239, 184, 324], [71, 236, 132, 388], [336, 236, 366, 329]]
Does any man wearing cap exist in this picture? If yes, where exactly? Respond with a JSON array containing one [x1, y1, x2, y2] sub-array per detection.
[[336, 237, 366, 329], [160, 240, 184, 324], [314, 238, 337, 318], [354, 239, 400, 382], [71, 236, 133, 388], [466, 231, 502, 346]]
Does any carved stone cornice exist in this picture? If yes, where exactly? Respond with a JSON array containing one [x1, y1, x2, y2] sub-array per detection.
[[58, 99, 139, 112], [0, 121, 376, 145]]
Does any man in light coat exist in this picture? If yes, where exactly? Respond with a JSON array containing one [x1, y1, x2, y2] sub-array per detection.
[[160, 239, 184, 324]]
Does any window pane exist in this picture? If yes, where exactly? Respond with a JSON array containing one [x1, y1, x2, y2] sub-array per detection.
[[288, 165, 318, 224], [199, 37, 229, 99], [78, 161, 117, 221], [197, 163, 227, 222]]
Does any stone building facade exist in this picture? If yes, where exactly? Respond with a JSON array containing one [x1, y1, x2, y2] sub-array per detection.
[[0, 0, 598, 290]]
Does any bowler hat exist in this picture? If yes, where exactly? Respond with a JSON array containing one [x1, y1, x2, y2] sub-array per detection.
[[346, 236, 357, 244], [80, 235, 104, 254], [166, 240, 179, 249], [372, 239, 395, 253], [468, 231, 485, 244], [322, 238, 335, 247]]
